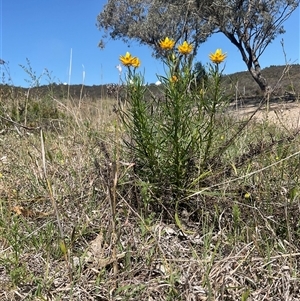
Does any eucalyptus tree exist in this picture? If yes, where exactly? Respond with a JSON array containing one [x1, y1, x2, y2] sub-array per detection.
[[97, 0, 299, 93], [96, 0, 214, 57], [202, 0, 300, 93]]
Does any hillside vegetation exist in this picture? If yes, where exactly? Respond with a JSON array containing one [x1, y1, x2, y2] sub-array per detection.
[[223, 64, 300, 97], [1, 64, 299, 102]]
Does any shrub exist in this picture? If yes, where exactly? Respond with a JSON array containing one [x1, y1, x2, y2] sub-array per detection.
[[117, 43, 231, 209]]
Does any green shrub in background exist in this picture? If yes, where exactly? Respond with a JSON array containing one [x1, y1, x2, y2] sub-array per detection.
[[118, 38, 231, 207]]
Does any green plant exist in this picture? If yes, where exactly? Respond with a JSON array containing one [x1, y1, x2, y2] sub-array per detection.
[[232, 202, 241, 236], [118, 40, 231, 208], [241, 289, 250, 301], [3, 59, 65, 129]]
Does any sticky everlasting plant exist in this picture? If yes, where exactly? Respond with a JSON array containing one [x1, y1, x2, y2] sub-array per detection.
[[117, 40, 230, 208]]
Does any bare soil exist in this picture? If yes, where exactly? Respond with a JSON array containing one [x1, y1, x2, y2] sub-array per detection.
[[231, 99, 300, 129]]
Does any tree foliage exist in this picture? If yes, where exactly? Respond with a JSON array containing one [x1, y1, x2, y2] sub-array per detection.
[[193, 61, 208, 88], [97, 0, 214, 57], [97, 0, 300, 93]]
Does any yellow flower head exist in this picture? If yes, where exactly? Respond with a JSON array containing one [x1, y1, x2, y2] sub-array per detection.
[[159, 37, 175, 50], [170, 75, 178, 83], [178, 41, 193, 55], [131, 57, 141, 68], [209, 49, 227, 64], [119, 52, 140, 68], [120, 52, 133, 66], [244, 192, 251, 199]]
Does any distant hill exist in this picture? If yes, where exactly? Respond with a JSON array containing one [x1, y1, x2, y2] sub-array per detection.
[[222, 64, 300, 97], [1, 64, 299, 101]]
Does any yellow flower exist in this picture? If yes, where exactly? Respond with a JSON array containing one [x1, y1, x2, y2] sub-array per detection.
[[170, 75, 178, 83], [120, 52, 133, 66], [159, 37, 175, 50], [131, 57, 141, 68], [178, 41, 193, 55], [119, 52, 140, 68], [209, 49, 227, 64], [244, 192, 251, 199]]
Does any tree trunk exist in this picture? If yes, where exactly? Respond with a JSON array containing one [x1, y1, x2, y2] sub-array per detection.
[[248, 67, 270, 96], [224, 32, 271, 96]]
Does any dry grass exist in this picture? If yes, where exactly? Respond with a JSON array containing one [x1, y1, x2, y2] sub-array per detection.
[[0, 94, 300, 301]]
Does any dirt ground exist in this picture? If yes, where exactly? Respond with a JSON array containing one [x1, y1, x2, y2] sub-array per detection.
[[231, 99, 300, 129]]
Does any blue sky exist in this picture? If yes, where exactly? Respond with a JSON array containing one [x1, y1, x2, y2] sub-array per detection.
[[1, 0, 299, 88]]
